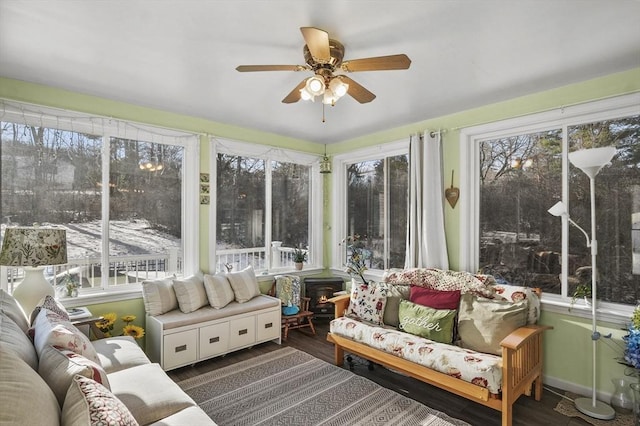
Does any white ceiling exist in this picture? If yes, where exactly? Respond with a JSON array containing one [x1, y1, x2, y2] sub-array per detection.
[[1, 1, 639, 145]]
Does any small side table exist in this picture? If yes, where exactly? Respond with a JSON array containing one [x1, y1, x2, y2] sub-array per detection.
[[69, 308, 106, 340]]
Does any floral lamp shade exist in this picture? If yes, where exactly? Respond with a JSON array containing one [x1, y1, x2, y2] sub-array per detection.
[[0, 227, 67, 267]]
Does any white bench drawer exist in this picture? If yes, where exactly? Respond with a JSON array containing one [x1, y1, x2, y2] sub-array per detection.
[[229, 316, 255, 348], [163, 329, 197, 369], [199, 322, 230, 359], [257, 310, 280, 341]]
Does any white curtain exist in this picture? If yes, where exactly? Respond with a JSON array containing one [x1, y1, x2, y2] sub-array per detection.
[[404, 131, 449, 269]]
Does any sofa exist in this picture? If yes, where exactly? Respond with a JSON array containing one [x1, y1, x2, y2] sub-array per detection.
[[327, 268, 550, 426], [0, 289, 215, 426]]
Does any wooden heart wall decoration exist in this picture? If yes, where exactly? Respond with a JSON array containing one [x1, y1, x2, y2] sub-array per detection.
[[445, 170, 459, 209]]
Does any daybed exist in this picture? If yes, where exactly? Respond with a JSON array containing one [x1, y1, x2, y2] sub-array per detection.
[[327, 268, 550, 426], [143, 267, 282, 370], [0, 289, 215, 425]]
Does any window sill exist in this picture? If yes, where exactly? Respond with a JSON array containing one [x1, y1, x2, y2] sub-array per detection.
[[541, 295, 633, 326], [60, 288, 143, 308]]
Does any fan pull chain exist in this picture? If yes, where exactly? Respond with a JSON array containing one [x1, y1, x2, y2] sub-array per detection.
[[322, 103, 326, 123]]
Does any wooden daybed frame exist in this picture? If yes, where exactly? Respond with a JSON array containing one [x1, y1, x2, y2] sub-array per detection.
[[326, 293, 551, 426]]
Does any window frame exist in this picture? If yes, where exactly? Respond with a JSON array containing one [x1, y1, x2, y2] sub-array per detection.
[[459, 92, 640, 322], [331, 139, 409, 278], [0, 102, 200, 303], [209, 137, 324, 274]]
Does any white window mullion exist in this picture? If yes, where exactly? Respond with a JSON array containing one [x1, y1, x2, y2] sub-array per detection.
[[265, 159, 273, 270], [100, 136, 111, 290]]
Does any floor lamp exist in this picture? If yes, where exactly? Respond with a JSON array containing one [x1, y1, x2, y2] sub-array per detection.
[[548, 145, 617, 420]]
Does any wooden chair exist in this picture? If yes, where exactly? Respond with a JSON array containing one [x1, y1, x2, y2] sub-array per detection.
[[270, 275, 316, 341]]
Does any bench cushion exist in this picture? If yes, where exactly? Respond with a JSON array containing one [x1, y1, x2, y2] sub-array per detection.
[[153, 295, 280, 330], [330, 316, 503, 394]]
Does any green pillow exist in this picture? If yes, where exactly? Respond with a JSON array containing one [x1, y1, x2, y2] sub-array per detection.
[[398, 300, 457, 344]]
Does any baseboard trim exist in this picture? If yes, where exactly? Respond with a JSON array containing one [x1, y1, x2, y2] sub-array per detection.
[[543, 374, 613, 403]]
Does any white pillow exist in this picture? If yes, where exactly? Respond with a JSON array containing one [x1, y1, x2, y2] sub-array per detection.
[[203, 273, 235, 309], [173, 273, 208, 313], [33, 308, 100, 364], [227, 265, 261, 303], [141, 276, 178, 316]]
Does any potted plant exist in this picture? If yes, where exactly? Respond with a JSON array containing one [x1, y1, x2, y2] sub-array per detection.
[[292, 247, 307, 270], [569, 283, 592, 311]]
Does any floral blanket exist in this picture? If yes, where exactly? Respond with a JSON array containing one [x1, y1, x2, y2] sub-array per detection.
[[330, 316, 503, 394]]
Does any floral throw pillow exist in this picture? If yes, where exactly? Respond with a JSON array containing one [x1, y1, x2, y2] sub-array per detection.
[[346, 281, 388, 326], [62, 375, 139, 426]]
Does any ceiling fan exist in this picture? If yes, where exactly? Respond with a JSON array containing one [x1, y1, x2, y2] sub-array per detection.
[[236, 27, 411, 105]]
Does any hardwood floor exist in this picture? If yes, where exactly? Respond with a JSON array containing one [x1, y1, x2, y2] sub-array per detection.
[[168, 319, 591, 426]]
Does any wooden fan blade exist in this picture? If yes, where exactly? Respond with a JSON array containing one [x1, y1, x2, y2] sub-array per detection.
[[282, 80, 307, 104], [341, 54, 411, 72], [236, 65, 305, 72], [300, 27, 330, 62], [340, 76, 376, 103]]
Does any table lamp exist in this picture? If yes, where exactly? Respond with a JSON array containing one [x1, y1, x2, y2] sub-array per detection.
[[0, 226, 68, 315]]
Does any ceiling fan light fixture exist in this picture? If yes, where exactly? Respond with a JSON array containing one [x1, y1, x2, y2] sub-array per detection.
[[299, 87, 314, 101], [329, 77, 349, 98], [322, 89, 338, 105], [305, 76, 325, 96]]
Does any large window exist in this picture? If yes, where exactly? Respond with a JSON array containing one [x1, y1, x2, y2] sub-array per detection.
[[334, 141, 409, 275], [462, 93, 640, 311], [0, 103, 198, 297], [212, 140, 320, 273]]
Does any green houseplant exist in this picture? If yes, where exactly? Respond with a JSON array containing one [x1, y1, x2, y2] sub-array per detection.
[[292, 247, 307, 270], [569, 283, 592, 312]]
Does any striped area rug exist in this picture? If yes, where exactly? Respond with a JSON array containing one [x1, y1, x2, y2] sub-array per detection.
[[177, 347, 470, 426]]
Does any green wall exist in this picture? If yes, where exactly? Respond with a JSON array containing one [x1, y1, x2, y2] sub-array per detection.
[[2, 68, 640, 396]]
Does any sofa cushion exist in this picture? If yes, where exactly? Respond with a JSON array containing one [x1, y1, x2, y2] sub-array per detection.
[[0, 310, 38, 370], [398, 300, 457, 344], [203, 273, 235, 309], [458, 293, 528, 355], [0, 288, 29, 332], [108, 363, 196, 425], [346, 281, 388, 326], [152, 295, 281, 330], [147, 405, 216, 425], [173, 273, 209, 313], [142, 276, 178, 316], [330, 316, 503, 394], [409, 286, 461, 310], [92, 336, 151, 374], [62, 375, 138, 426], [39, 344, 110, 406], [227, 265, 261, 303], [33, 308, 100, 364], [30, 294, 70, 325], [0, 347, 61, 425], [382, 284, 410, 327]]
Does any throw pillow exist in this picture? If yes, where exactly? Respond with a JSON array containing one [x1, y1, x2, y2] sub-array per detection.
[[346, 281, 388, 326], [62, 375, 139, 426], [0, 289, 29, 332], [173, 272, 208, 314], [30, 294, 69, 326], [141, 276, 178, 316], [38, 344, 110, 406], [0, 347, 61, 425], [33, 308, 100, 364], [203, 273, 235, 309], [457, 293, 528, 355], [409, 286, 461, 310], [382, 284, 410, 327], [227, 265, 261, 303], [491, 284, 540, 324], [398, 300, 457, 344]]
